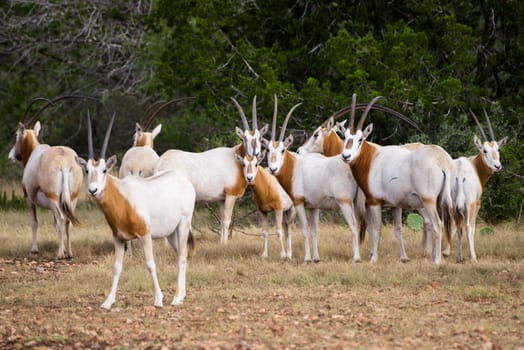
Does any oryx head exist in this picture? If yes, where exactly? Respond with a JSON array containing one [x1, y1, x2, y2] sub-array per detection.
[[470, 108, 508, 172], [76, 113, 117, 198], [9, 121, 41, 164], [297, 117, 336, 155], [235, 150, 266, 185], [262, 95, 302, 175], [232, 96, 269, 157], [133, 122, 162, 147]]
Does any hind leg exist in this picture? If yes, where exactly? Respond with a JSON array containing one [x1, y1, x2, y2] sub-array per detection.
[[139, 233, 163, 307], [392, 208, 409, 263], [168, 218, 191, 305], [28, 202, 39, 254]]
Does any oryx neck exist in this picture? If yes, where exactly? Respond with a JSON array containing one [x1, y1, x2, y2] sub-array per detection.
[[349, 141, 380, 205], [324, 131, 344, 157], [471, 154, 493, 190], [21, 131, 40, 166]]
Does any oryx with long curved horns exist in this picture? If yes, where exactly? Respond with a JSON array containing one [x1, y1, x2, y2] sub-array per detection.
[[338, 94, 455, 264], [451, 108, 508, 262], [8, 95, 91, 259], [76, 113, 196, 309], [262, 95, 367, 263]]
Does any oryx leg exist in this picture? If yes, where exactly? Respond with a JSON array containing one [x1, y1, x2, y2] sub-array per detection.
[[220, 195, 237, 244], [259, 211, 270, 258], [28, 201, 39, 254], [101, 236, 126, 310], [274, 209, 287, 259], [338, 201, 361, 263], [466, 204, 480, 262], [456, 224, 464, 263], [51, 205, 67, 260], [422, 201, 442, 265], [139, 233, 164, 307], [366, 205, 382, 263], [169, 218, 191, 305], [65, 219, 73, 259], [309, 208, 320, 262], [294, 204, 311, 262], [392, 208, 409, 263], [283, 208, 294, 259]]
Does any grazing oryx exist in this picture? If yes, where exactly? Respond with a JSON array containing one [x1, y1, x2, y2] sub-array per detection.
[[77, 114, 195, 310], [119, 98, 194, 179], [8, 98, 84, 259], [235, 151, 295, 258], [297, 109, 425, 262], [263, 95, 367, 263], [338, 95, 454, 264], [451, 109, 508, 262], [154, 96, 267, 243]]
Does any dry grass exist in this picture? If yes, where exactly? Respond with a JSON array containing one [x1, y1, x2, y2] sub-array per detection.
[[0, 202, 522, 349]]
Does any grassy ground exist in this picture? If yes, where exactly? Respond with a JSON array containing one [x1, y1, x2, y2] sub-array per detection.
[[0, 203, 522, 349]]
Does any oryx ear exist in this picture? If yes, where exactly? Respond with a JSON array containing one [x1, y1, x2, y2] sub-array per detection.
[[259, 124, 269, 138], [326, 117, 335, 132], [33, 121, 41, 136], [106, 155, 118, 171], [76, 156, 87, 171], [473, 135, 483, 150], [284, 134, 294, 148], [497, 136, 508, 148], [234, 152, 244, 164], [258, 149, 267, 164], [151, 124, 162, 139], [235, 126, 245, 140], [135, 123, 142, 134], [334, 120, 347, 135], [362, 123, 373, 138]]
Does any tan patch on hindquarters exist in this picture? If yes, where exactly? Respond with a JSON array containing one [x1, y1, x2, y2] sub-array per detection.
[[99, 176, 148, 238]]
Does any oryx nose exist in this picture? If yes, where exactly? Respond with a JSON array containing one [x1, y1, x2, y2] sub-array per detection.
[[269, 167, 277, 174], [341, 153, 351, 162], [495, 164, 502, 170], [88, 187, 97, 196], [247, 175, 254, 183]]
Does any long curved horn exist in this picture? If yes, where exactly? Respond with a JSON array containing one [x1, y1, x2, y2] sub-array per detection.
[[356, 96, 384, 131], [279, 103, 302, 141], [271, 94, 278, 140], [141, 100, 166, 127], [28, 94, 97, 126], [349, 94, 357, 133], [87, 111, 94, 160], [231, 97, 250, 130], [483, 108, 495, 140], [144, 96, 195, 130], [100, 113, 115, 159], [252, 95, 258, 129], [23, 97, 53, 123], [469, 108, 488, 142]]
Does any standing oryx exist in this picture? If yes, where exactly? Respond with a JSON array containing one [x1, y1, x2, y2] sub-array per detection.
[[77, 114, 196, 309], [8, 97, 84, 259], [338, 95, 454, 264], [234, 151, 295, 259], [263, 95, 367, 263], [153, 96, 267, 244], [451, 109, 508, 262]]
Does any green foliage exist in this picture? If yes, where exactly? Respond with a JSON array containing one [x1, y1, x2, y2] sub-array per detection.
[[0, 191, 26, 211], [480, 227, 495, 237], [406, 213, 424, 232]]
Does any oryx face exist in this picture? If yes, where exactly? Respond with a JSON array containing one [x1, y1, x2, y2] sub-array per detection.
[[243, 129, 263, 157], [240, 154, 261, 184], [297, 126, 325, 155], [82, 156, 117, 198], [474, 135, 507, 172], [341, 125, 372, 164], [9, 122, 40, 163], [267, 141, 286, 175]]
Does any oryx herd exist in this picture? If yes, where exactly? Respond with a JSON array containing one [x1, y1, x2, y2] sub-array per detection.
[[8, 94, 507, 309]]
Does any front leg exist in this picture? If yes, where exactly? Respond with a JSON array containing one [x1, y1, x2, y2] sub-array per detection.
[[392, 208, 409, 263], [294, 204, 311, 262], [259, 211, 269, 258], [308, 208, 320, 262], [101, 236, 126, 310], [366, 205, 382, 263]]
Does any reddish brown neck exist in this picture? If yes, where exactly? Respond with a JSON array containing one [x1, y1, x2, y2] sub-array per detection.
[[21, 131, 40, 166], [471, 154, 493, 190]]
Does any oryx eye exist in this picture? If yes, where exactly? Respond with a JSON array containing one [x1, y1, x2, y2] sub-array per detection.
[[483, 149, 487, 154], [314, 132, 319, 138], [103, 169, 107, 174]]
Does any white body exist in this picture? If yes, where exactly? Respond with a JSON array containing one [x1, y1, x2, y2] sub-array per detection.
[[9, 122, 83, 259], [266, 143, 366, 263], [154, 146, 247, 243], [80, 154, 196, 309]]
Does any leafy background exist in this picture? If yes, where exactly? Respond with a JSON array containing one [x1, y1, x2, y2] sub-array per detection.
[[1, 0, 522, 222]]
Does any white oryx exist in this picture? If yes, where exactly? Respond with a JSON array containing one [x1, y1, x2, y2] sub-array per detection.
[[297, 107, 425, 262], [8, 97, 84, 259], [153, 96, 267, 244], [235, 151, 295, 258], [338, 95, 455, 264], [76, 114, 195, 310], [263, 95, 367, 263], [119, 98, 194, 179], [451, 109, 508, 262]]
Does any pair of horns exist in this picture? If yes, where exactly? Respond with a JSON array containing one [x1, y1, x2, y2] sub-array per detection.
[[87, 112, 115, 160], [141, 96, 195, 130], [24, 94, 97, 127], [469, 108, 496, 142], [328, 94, 420, 133], [271, 95, 302, 141], [231, 96, 259, 130]]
